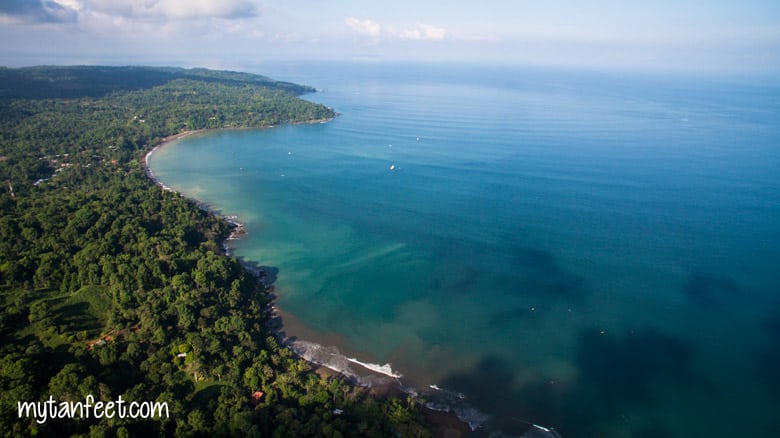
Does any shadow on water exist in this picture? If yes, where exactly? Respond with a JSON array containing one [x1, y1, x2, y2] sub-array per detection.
[[575, 328, 705, 405], [441, 327, 706, 437], [429, 240, 586, 299], [682, 270, 740, 307], [488, 246, 588, 328], [439, 355, 564, 437], [510, 247, 586, 301], [237, 258, 279, 287], [757, 306, 780, 398]]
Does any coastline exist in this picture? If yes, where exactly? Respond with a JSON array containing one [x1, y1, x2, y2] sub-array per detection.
[[144, 130, 207, 192], [143, 116, 334, 193], [142, 125, 474, 437], [144, 129, 251, 256]]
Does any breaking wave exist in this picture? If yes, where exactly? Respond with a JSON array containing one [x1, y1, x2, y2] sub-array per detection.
[[288, 340, 356, 378], [285, 339, 490, 431], [424, 385, 490, 431], [287, 340, 400, 384], [346, 357, 403, 378]]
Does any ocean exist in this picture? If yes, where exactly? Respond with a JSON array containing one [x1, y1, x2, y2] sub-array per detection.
[[149, 62, 780, 437]]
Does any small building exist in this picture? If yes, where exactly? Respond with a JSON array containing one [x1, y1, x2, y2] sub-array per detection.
[[250, 391, 264, 406]]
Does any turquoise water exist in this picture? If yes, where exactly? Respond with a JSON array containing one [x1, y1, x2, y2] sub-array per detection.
[[150, 63, 780, 437]]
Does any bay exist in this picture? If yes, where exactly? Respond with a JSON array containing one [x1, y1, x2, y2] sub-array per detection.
[[150, 62, 780, 437]]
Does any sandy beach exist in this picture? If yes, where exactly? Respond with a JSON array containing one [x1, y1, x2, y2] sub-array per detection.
[[144, 130, 207, 191], [272, 306, 475, 435]]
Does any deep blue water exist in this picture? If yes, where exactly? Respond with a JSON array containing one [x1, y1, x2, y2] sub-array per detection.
[[150, 62, 780, 437]]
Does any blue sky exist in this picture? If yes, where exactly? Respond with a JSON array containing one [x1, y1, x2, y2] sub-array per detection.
[[1, 0, 778, 72]]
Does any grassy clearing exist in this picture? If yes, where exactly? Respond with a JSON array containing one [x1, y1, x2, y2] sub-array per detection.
[[0, 285, 110, 349]]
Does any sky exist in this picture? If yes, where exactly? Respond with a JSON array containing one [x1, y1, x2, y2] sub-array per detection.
[[0, 0, 779, 73]]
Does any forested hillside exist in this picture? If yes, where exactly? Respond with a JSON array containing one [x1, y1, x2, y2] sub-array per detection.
[[0, 66, 429, 437]]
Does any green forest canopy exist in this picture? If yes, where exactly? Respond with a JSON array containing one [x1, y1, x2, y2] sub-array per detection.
[[0, 66, 431, 437]]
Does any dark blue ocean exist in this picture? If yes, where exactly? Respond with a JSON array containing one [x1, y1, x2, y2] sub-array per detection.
[[150, 62, 780, 437]]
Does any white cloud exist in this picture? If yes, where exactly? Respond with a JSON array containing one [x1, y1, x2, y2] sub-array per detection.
[[400, 24, 447, 41], [52, 0, 83, 11], [345, 18, 452, 43], [345, 17, 381, 37], [0, 0, 78, 23], [52, 0, 259, 21], [150, 0, 258, 20]]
